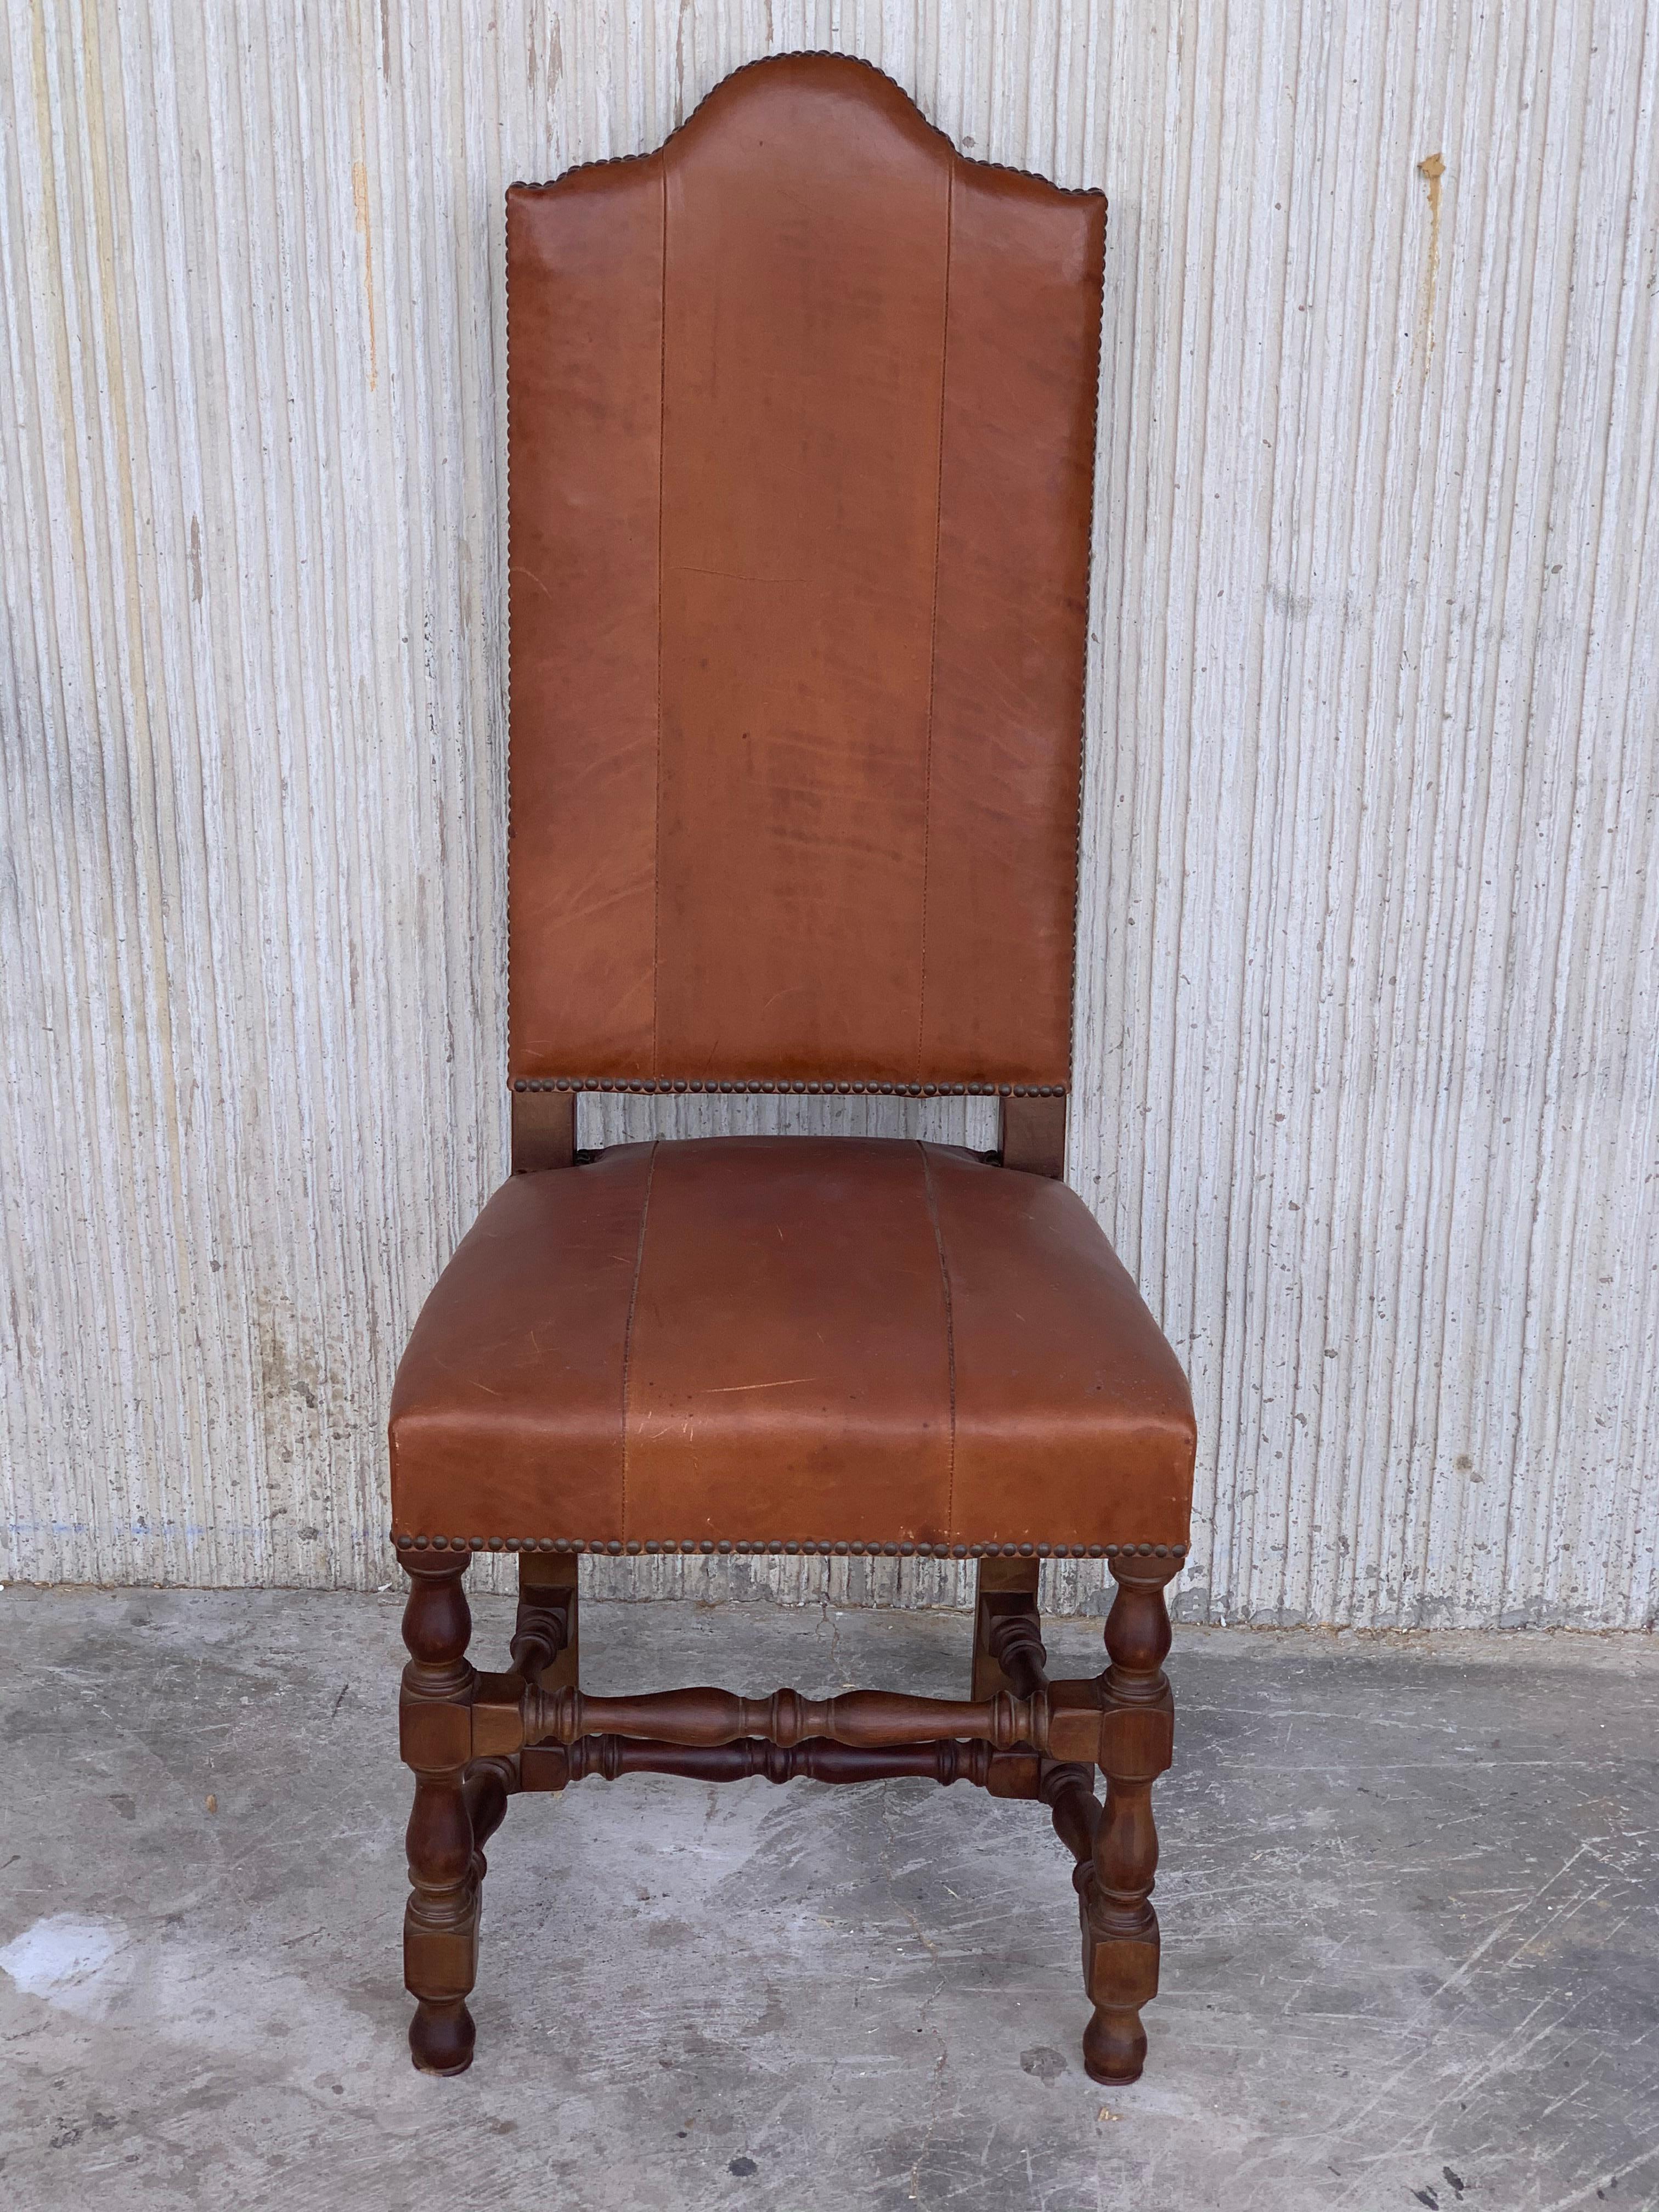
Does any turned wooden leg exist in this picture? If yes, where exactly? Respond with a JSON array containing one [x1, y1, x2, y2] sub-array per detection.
[[1081, 1552, 1179, 2085], [971, 1553, 1041, 1698], [514, 1549, 579, 1692], [400, 1554, 479, 2075]]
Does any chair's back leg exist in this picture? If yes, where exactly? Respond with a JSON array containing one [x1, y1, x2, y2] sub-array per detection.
[[1082, 1553, 1180, 2084], [516, 1549, 580, 1690], [400, 1554, 479, 2074], [971, 1554, 1041, 1698]]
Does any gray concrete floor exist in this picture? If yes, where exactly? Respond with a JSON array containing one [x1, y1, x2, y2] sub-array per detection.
[[0, 1589, 1654, 2212]]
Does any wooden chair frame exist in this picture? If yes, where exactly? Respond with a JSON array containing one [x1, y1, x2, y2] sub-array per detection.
[[399, 1092, 1183, 2085]]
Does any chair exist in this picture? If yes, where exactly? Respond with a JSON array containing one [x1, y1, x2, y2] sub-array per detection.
[[389, 52, 1196, 2089]]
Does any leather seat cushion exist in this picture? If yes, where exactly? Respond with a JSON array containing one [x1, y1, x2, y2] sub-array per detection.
[[389, 1137, 1195, 1551]]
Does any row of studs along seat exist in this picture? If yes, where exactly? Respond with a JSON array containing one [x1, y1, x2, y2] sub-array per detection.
[[510, 1079, 1067, 1096], [394, 1534, 1186, 1561]]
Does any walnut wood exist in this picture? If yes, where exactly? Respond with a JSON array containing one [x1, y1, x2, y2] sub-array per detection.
[[518, 1549, 580, 1691], [523, 1733, 998, 1787], [984, 1598, 1049, 1700], [1041, 1760, 1102, 1866], [523, 1682, 1043, 1753], [985, 1590, 1107, 1878], [511, 1086, 576, 1172], [394, 1554, 1181, 2080], [972, 1553, 1040, 1699], [462, 1757, 515, 1881], [509, 1582, 572, 1685], [998, 1092, 1067, 1177], [400, 1556, 481, 2074], [1082, 1552, 1181, 2085]]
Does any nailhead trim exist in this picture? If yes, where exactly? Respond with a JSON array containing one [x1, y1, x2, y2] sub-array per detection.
[[394, 1532, 1186, 1561], [510, 1077, 1067, 1098]]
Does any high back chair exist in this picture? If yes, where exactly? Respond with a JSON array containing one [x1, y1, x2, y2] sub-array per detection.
[[389, 52, 1196, 2089]]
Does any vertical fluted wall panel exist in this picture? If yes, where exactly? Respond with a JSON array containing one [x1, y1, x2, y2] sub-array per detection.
[[2, 1, 1654, 1624]]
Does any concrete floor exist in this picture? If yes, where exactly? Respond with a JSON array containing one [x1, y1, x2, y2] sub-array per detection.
[[0, 1590, 1654, 2212]]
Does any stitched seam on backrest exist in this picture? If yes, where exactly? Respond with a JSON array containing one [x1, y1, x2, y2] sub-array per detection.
[[918, 1142, 958, 1538], [915, 156, 953, 1082], [651, 155, 668, 1078], [618, 1141, 660, 1542]]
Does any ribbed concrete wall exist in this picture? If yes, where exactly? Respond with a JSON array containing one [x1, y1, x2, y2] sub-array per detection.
[[3, 1, 1655, 1626]]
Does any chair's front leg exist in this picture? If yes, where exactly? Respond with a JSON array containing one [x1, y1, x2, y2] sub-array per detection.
[[1081, 1551, 1179, 2084], [399, 1553, 479, 2074]]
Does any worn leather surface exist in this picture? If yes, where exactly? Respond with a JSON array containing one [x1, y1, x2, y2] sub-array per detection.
[[506, 55, 1103, 1088], [390, 1141, 1196, 1549]]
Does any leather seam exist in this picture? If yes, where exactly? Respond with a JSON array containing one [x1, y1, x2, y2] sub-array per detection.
[[915, 156, 953, 1082], [918, 1142, 958, 1536], [651, 155, 668, 1079], [618, 1141, 659, 1543]]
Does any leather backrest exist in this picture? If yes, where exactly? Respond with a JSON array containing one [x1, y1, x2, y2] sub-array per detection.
[[506, 54, 1104, 1093]]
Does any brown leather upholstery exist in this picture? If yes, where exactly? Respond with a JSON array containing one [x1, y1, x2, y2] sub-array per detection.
[[390, 1141, 1195, 1551], [390, 58, 1195, 1565], [506, 54, 1103, 1090]]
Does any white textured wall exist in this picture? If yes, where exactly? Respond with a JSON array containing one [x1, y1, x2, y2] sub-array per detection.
[[3, 1, 1656, 1626]]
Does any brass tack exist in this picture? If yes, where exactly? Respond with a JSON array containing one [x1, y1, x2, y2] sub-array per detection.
[[1088, 1544, 1103, 1558], [1138, 1542, 1153, 1555], [784, 1541, 798, 1554], [849, 1541, 865, 1555], [1175, 1542, 1188, 1557], [950, 1544, 966, 1558], [432, 1536, 449, 1550], [883, 1542, 897, 1556], [513, 1078, 526, 1092], [625, 1540, 641, 1554], [1037, 1544, 1051, 1558], [1105, 1543, 1119, 1557], [397, 1534, 412, 1549], [899, 1542, 914, 1556], [1018, 1542, 1034, 1556], [1153, 1543, 1167, 1557], [414, 1535, 428, 1549], [833, 1541, 848, 1555]]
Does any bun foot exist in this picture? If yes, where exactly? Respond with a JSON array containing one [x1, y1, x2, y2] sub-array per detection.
[[1083, 2005, 1146, 2084], [410, 1996, 476, 2075]]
